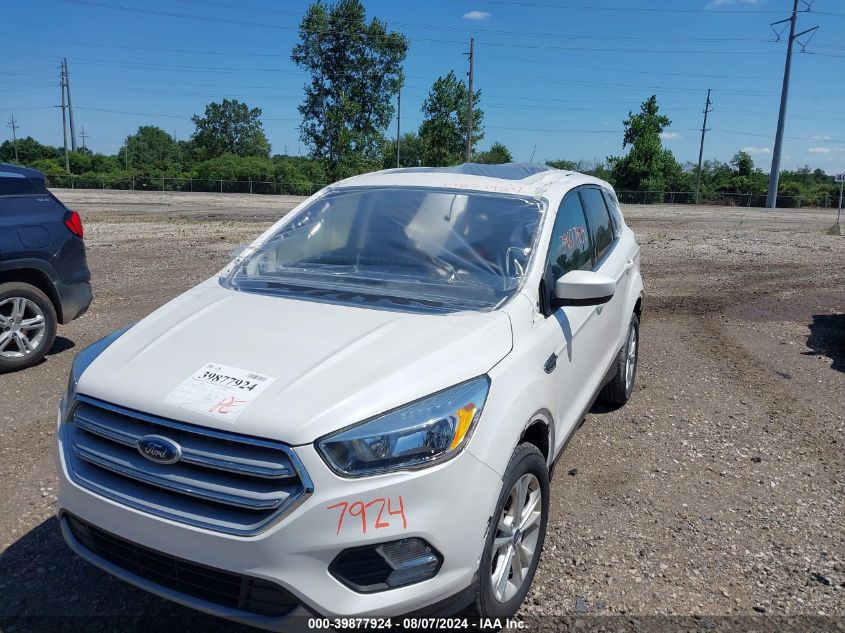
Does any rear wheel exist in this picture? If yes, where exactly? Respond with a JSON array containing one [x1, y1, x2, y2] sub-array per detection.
[[470, 443, 549, 618], [0, 282, 57, 373], [600, 313, 639, 406]]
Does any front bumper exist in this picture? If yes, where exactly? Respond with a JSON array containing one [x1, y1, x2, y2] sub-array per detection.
[[56, 428, 500, 626]]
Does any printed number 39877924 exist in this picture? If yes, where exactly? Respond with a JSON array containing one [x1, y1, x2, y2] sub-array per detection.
[[327, 496, 408, 535]]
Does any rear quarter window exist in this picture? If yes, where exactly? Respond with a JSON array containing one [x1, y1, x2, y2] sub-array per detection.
[[0, 172, 48, 196], [601, 188, 624, 231], [580, 188, 615, 262]]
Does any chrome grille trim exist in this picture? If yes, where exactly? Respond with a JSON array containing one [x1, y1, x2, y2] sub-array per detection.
[[64, 395, 313, 536], [72, 445, 285, 510], [74, 398, 296, 479]]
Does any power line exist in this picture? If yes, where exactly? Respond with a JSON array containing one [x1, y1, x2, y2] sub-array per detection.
[[48, 1, 794, 55], [712, 128, 845, 144], [458, 0, 845, 17]]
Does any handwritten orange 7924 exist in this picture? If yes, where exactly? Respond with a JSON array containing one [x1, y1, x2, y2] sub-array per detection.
[[327, 496, 408, 535]]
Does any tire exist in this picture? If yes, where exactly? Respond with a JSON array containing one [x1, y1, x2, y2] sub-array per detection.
[[600, 312, 639, 406], [469, 443, 550, 619], [0, 282, 57, 373]]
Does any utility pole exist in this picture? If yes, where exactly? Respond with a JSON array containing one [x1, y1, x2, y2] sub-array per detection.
[[695, 89, 713, 204], [464, 37, 475, 163], [60, 63, 70, 172], [63, 58, 78, 151], [6, 115, 20, 163], [766, 1, 818, 208], [80, 126, 88, 150], [396, 88, 401, 168]]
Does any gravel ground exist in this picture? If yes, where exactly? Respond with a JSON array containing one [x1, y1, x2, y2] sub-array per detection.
[[0, 190, 843, 632]]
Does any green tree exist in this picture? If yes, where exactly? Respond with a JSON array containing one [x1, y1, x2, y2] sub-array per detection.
[[191, 99, 270, 159], [0, 137, 61, 165], [546, 159, 614, 181], [474, 141, 512, 164], [192, 154, 275, 181], [272, 154, 328, 195], [418, 71, 483, 166], [292, 0, 408, 180], [546, 159, 581, 171], [381, 132, 425, 168], [118, 126, 183, 175], [731, 151, 754, 178], [608, 95, 682, 193], [29, 158, 66, 175]]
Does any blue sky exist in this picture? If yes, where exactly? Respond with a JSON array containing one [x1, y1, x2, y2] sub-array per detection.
[[3, 0, 844, 172]]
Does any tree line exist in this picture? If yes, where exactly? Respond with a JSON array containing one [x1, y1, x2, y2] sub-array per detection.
[[0, 0, 840, 206]]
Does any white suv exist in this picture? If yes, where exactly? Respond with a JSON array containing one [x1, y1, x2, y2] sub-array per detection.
[[56, 164, 642, 628]]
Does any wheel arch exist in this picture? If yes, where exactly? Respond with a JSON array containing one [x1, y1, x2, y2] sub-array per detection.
[[517, 411, 554, 468], [0, 265, 63, 322]]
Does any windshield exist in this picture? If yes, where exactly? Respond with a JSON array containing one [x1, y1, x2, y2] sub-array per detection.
[[223, 187, 544, 313]]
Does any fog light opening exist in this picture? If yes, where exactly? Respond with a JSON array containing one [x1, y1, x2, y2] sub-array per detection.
[[329, 538, 442, 593]]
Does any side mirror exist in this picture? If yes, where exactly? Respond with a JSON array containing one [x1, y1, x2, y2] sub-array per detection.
[[554, 270, 616, 307], [231, 244, 248, 259]]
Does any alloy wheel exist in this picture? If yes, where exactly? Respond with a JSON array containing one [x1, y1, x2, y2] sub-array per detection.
[[490, 473, 542, 603], [0, 297, 47, 359]]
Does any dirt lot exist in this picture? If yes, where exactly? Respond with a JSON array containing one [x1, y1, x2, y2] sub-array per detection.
[[1, 189, 843, 631]]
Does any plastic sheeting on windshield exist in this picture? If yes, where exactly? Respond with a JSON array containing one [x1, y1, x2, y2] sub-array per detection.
[[224, 187, 544, 313]]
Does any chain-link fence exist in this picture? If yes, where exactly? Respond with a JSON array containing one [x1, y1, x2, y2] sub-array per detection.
[[45, 174, 329, 197], [44, 174, 837, 209], [615, 190, 839, 209]]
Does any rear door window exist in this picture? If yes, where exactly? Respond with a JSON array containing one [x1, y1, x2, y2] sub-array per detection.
[[580, 187, 615, 263], [0, 171, 48, 196]]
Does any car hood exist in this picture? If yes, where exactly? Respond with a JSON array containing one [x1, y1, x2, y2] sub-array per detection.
[[77, 281, 513, 444]]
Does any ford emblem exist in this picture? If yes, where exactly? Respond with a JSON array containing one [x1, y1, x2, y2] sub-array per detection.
[[136, 435, 182, 465]]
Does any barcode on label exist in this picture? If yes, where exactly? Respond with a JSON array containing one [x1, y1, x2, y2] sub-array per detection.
[[245, 373, 267, 381]]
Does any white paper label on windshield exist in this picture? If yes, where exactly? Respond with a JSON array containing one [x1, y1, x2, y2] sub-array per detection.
[[164, 362, 276, 423]]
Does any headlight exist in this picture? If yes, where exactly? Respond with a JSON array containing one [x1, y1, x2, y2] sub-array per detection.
[[60, 324, 135, 423], [317, 376, 490, 477]]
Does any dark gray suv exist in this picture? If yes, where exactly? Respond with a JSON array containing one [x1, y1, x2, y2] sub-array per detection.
[[0, 163, 92, 372]]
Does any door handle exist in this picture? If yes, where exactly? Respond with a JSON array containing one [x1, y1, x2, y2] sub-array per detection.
[[544, 353, 557, 374]]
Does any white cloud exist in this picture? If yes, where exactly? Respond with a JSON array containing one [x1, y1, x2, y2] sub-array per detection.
[[463, 10, 491, 20], [601, 121, 610, 127], [706, 0, 765, 8], [660, 132, 681, 140], [808, 147, 832, 154], [742, 146, 772, 154], [809, 135, 832, 141]]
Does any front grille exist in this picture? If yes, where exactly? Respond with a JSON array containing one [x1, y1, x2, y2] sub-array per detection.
[[65, 514, 298, 617], [63, 395, 313, 535]]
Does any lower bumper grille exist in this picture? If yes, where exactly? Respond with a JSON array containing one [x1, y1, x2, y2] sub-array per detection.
[[64, 513, 298, 618]]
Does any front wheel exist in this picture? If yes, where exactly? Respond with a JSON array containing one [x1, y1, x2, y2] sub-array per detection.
[[470, 443, 549, 619]]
